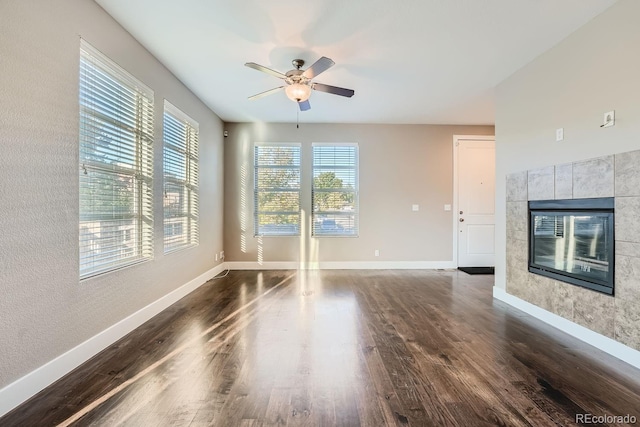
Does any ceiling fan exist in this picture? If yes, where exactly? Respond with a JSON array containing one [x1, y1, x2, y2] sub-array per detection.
[[244, 57, 355, 111]]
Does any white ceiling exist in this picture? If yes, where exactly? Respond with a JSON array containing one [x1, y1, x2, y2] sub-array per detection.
[[95, 0, 616, 125]]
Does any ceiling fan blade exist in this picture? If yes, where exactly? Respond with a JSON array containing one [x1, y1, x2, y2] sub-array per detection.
[[248, 86, 284, 100], [312, 83, 355, 98], [302, 57, 335, 79], [245, 62, 287, 79], [298, 100, 311, 111]]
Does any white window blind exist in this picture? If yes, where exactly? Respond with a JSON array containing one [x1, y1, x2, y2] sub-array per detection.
[[163, 101, 199, 253], [254, 144, 301, 236], [312, 143, 358, 236], [79, 40, 154, 279]]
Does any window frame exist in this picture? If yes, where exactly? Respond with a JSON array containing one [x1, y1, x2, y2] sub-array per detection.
[[254, 142, 302, 237], [163, 100, 200, 254], [79, 40, 154, 280], [311, 142, 359, 238]]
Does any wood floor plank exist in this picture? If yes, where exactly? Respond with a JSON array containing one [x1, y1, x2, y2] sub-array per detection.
[[1, 269, 639, 426]]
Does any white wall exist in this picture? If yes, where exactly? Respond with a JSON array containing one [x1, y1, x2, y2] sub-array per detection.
[[0, 0, 224, 392], [495, 0, 640, 290], [224, 122, 494, 266]]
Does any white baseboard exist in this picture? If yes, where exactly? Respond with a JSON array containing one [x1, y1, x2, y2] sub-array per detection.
[[493, 286, 640, 370], [0, 263, 227, 418], [225, 261, 456, 270], [225, 261, 299, 270]]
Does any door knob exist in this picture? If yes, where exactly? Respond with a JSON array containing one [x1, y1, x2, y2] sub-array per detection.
[[459, 218, 464, 222]]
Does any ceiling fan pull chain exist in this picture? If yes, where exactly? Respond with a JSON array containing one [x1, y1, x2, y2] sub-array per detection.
[[296, 109, 299, 129]]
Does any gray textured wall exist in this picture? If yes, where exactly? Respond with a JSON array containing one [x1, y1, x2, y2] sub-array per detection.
[[495, 0, 640, 291], [0, 0, 224, 388], [223, 122, 494, 264]]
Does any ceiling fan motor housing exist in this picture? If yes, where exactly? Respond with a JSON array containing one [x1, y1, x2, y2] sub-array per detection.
[[285, 69, 307, 83]]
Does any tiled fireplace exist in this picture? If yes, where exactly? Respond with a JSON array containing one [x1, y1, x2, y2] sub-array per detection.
[[506, 150, 640, 351]]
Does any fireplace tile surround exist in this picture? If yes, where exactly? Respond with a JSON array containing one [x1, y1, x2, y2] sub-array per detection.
[[506, 150, 640, 351]]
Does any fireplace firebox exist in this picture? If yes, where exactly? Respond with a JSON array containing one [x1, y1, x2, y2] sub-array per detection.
[[528, 198, 614, 295]]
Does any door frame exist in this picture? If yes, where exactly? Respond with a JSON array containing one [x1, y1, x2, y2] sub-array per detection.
[[452, 135, 496, 267]]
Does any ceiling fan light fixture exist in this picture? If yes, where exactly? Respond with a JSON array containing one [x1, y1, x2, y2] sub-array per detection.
[[285, 83, 311, 102]]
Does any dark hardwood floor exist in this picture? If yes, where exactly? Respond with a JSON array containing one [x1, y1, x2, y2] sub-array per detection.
[[2, 270, 640, 426]]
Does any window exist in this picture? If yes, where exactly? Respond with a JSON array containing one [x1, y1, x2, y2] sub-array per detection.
[[163, 101, 199, 253], [79, 40, 154, 279], [312, 143, 358, 236], [254, 144, 301, 236]]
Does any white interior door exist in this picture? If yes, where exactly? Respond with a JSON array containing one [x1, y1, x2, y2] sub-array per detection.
[[457, 139, 495, 267]]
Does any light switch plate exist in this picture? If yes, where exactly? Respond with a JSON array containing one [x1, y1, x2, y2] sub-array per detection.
[[556, 128, 564, 141], [412, 204, 419, 211], [444, 204, 452, 211]]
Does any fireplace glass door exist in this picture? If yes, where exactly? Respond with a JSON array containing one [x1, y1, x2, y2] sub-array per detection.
[[528, 199, 614, 294]]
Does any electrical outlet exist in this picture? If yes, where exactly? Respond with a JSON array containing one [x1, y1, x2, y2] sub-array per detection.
[[602, 110, 615, 128], [220, 251, 225, 261], [444, 204, 452, 211], [374, 249, 380, 257], [412, 204, 419, 211], [215, 253, 218, 261], [556, 128, 564, 141]]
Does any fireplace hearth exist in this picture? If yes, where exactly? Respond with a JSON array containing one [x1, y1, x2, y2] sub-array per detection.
[[528, 198, 614, 295]]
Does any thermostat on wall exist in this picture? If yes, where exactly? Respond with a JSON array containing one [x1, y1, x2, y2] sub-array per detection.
[[601, 110, 615, 128]]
